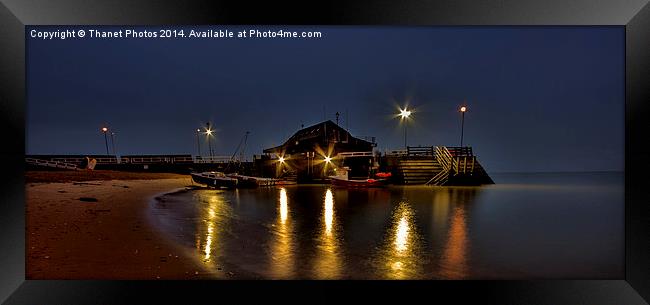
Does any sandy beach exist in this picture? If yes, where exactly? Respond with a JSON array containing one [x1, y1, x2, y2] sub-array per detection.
[[26, 170, 219, 279]]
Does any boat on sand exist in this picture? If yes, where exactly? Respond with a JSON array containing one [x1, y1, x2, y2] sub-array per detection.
[[191, 172, 238, 189]]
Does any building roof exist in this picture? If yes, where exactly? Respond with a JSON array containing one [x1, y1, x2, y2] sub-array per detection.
[[263, 120, 374, 155]]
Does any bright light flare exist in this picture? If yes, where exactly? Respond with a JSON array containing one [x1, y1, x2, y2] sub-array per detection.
[[324, 156, 332, 163], [460, 106, 467, 112], [399, 108, 412, 119], [205, 129, 213, 136], [278, 156, 285, 163], [101, 127, 108, 132]]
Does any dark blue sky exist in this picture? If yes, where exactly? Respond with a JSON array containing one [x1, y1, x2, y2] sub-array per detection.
[[27, 26, 624, 172]]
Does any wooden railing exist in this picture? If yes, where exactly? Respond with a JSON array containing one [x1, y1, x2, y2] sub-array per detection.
[[427, 146, 454, 185], [435, 146, 454, 172], [447, 146, 473, 157], [407, 146, 434, 156], [454, 155, 476, 175], [427, 146, 478, 185]]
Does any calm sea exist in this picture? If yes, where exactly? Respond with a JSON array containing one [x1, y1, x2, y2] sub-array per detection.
[[148, 172, 623, 279]]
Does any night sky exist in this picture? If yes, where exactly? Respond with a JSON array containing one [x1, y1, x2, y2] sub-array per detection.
[[26, 26, 624, 172]]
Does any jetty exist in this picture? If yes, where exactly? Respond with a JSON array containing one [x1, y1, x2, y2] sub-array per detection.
[[384, 146, 493, 186], [26, 120, 494, 186]]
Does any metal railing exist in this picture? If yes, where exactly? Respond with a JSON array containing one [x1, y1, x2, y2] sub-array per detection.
[[26, 158, 79, 170], [337, 151, 374, 158], [51, 157, 118, 164], [193, 156, 233, 164]]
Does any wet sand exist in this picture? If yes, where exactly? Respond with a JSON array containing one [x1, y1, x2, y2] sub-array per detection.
[[26, 171, 221, 279]]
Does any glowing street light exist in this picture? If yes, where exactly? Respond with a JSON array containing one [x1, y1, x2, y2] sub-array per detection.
[[459, 104, 468, 147], [278, 156, 285, 163], [398, 107, 412, 149], [399, 108, 411, 119], [205, 122, 214, 157], [324, 156, 332, 163], [101, 127, 109, 155], [195, 129, 202, 156]]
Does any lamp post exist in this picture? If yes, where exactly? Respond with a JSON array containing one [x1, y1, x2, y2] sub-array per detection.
[[110, 132, 117, 156], [101, 127, 109, 155], [399, 107, 412, 150], [206, 122, 213, 158], [196, 129, 202, 156], [459, 105, 468, 147]]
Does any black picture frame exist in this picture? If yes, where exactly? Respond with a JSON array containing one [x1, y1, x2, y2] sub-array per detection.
[[1, 1, 649, 304]]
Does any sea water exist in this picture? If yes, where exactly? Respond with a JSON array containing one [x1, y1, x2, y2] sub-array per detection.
[[148, 172, 623, 279]]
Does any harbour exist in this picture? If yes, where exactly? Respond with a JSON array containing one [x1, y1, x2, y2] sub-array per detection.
[[26, 119, 494, 187], [24, 26, 625, 281]]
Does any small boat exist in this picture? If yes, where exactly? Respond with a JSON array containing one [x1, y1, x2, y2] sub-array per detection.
[[226, 173, 279, 188], [375, 172, 392, 179], [191, 172, 238, 189], [275, 180, 297, 186], [328, 167, 386, 188], [330, 176, 387, 188]]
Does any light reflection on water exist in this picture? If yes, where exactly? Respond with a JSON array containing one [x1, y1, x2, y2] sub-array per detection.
[[313, 189, 342, 279], [269, 188, 294, 278], [150, 173, 623, 279], [375, 200, 425, 279]]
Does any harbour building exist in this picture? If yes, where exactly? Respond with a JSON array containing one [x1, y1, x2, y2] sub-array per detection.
[[258, 120, 377, 182]]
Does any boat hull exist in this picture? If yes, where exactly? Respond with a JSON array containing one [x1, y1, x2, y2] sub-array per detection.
[[191, 173, 238, 189], [227, 174, 279, 188], [330, 177, 386, 188]]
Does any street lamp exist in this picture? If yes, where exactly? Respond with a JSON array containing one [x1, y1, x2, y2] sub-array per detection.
[[459, 104, 468, 147], [205, 123, 214, 158], [101, 127, 109, 155], [398, 107, 412, 150], [110, 132, 117, 156], [196, 129, 202, 156]]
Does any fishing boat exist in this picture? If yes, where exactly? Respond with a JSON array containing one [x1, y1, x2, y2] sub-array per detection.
[[328, 167, 387, 188], [226, 173, 279, 188], [191, 171, 238, 189]]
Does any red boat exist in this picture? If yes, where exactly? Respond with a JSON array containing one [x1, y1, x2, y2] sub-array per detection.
[[330, 176, 387, 188], [329, 167, 387, 187]]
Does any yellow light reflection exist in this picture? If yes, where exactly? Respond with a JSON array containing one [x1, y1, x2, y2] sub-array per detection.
[[394, 216, 409, 253], [324, 189, 334, 235], [270, 188, 294, 278], [198, 192, 231, 264], [314, 188, 341, 278], [377, 200, 424, 279], [202, 196, 218, 262], [204, 222, 214, 260], [280, 188, 288, 224]]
